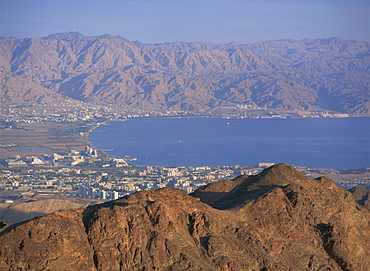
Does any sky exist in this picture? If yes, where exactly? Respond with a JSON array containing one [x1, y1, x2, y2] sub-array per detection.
[[0, 0, 369, 43]]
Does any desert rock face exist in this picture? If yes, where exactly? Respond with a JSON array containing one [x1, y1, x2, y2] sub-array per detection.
[[349, 186, 370, 207], [1, 164, 369, 270], [1, 34, 369, 114]]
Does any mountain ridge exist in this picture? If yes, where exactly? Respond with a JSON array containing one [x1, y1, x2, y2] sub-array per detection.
[[1, 164, 369, 270], [1, 33, 369, 114]]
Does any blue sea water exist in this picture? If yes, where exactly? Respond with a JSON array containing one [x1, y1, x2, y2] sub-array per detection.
[[89, 117, 370, 169]]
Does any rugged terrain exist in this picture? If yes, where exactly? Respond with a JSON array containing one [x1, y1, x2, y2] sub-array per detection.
[[349, 186, 370, 207], [1, 164, 369, 270], [1, 32, 369, 114], [0, 193, 99, 224]]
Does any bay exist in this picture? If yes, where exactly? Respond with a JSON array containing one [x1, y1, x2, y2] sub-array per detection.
[[89, 117, 370, 169]]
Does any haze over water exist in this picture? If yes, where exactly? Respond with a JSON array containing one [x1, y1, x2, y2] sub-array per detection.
[[89, 117, 369, 169]]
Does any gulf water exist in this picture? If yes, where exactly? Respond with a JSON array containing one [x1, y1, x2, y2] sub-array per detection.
[[89, 117, 369, 169]]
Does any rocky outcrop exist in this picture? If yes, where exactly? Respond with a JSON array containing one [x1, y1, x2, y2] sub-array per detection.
[[349, 186, 370, 207], [0, 197, 98, 224], [1, 33, 369, 114], [1, 164, 369, 270]]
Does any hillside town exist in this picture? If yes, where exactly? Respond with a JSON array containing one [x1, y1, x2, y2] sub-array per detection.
[[2, 99, 349, 127]]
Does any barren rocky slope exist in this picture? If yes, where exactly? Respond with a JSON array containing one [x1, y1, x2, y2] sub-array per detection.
[[1, 164, 369, 270], [0, 196, 98, 224], [349, 186, 370, 207], [1, 33, 369, 114]]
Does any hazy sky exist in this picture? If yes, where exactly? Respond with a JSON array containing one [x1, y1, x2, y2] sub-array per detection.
[[1, 0, 369, 43]]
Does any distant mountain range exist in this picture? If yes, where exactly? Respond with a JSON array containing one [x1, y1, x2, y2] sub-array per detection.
[[1, 32, 369, 114], [1, 164, 369, 270]]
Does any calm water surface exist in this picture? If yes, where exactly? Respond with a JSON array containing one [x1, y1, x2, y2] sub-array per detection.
[[89, 117, 369, 169]]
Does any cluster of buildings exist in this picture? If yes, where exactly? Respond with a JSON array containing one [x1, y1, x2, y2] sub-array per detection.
[[1, 147, 369, 202], [1, 99, 349, 129], [4, 146, 103, 168], [219, 107, 350, 120], [77, 183, 119, 200], [336, 179, 370, 190], [0, 150, 262, 200], [1, 100, 214, 126], [2, 100, 134, 124], [0, 139, 266, 200]]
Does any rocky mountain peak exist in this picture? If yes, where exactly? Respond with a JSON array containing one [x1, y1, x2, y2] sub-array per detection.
[[191, 163, 326, 209], [1, 164, 369, 270], [255, 163, 306, 185], [44, 31, 87, 41]]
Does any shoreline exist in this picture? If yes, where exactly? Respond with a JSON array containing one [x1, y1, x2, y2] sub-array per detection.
[[1, 119, 369, 195], [84, 121, 115, 159], [89, 117, 367, 170], [1, 116, 369, 169]]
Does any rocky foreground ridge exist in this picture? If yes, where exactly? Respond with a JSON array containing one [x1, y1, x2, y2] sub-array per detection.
[[0, 164, 369, 270], [1, 33, 369, 114]]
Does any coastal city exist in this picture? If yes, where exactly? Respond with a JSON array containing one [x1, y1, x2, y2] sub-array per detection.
[[0, 145, 263, 199], [0, 101, 368, 203], [1, 144, 369, 203], [2, 99, 350, 125]]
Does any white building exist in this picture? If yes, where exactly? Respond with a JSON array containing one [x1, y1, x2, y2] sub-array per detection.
[[112, 191, 119, 200]]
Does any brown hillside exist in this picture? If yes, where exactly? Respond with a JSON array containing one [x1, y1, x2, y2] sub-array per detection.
[[1, 34, 369, 114], [0, 164, 369, 270], [349, 186, 370, 207]]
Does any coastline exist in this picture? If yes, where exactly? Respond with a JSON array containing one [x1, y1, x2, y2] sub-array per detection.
[[87, 117, 370, 170], [84, 121, 115, 159], [1, 115, 369, 163], [1, 117, 369, 194]]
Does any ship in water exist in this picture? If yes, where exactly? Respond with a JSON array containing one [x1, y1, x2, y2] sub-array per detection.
[[226, 122, 238, 125]]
